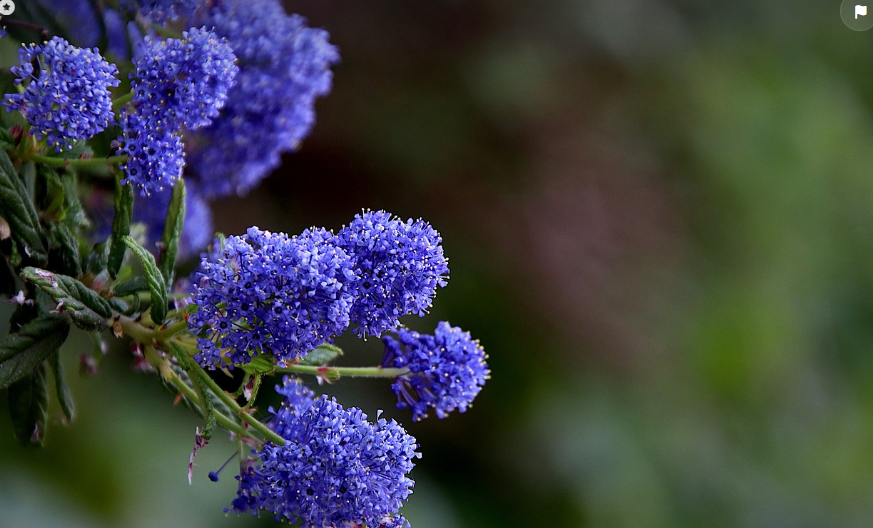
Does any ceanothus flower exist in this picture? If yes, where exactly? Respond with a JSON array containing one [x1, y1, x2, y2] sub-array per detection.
[[116, 111, 185, 195], [3, 37, 119, 151], [338, 210, 450, 338], [127, 0, 200, 23], [131, 28, 238, 130], [382, 322, 490, 421], [189, 227, 356, 368], [232, 377, 418, 528], [184, 0, 339, 197]]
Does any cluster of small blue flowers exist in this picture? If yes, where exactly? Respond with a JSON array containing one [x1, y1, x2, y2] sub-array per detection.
[[382, 322, 490, 421], [117, 28, 237, 195], [188, 227, 355, 368], [189, 212, 449, 368], [339, 210, 450, 338], [233, 377, 418, 528], [3, 37, 119, 152], [130, 27, 238, 130], [183, 0, 340, 197]]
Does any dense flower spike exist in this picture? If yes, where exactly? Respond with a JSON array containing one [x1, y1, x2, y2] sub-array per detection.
[[382, 322, 490, 421], [189, 227, 356, 368], [131, 28, 238, 130], [4, 37, 119, 151], [128, 0, 200, 23], [116, 112, 185, 195], [233, 378, 419, 528], [184, 0, 339, 197], [339, 210, 450, 338]]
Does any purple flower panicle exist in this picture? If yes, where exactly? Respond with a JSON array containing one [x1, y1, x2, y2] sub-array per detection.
[[382, 322, 490, 421]]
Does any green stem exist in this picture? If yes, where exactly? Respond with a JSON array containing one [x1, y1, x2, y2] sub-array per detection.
[[165, 362, 249, 439], [112, 92, 134, 112], [189, 362, 286, 446], [157, 318, 189, 338], [117, 314, 156, 343], [275, 364, 409, 379], [32, 154, 128, 169]]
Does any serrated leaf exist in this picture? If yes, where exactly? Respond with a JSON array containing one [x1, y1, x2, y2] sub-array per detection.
[[240, 353, 276, 375], [0, 128, 14, 150], [83, 242, 108, 276], [112, 276, 148, 298], [161, 180, 185, 287], [299, 343, 344, 366], [21, 267, 112, 331], [123, 236, 167, 324], [7, 361, 49, 446], [0, 149, 46, 263], [0, 314, 69, 389], [48, 347, 74, 422], [47, 222, 81, 276], [107, 179, 134, 279]]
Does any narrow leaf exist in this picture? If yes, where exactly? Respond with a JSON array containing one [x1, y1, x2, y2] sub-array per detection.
[[112, 276, 148, 298], [123, 236, 167, 324], [161, 180, 186, 287], [0, 149, 46, 262], [0, 314, 69, 389], [299, 343, 344, 366], [107, 179, 134, 279], [7, 361, 49, 446], [21, 267, 111, 331], [170, 342, 214, 439], [47, 222, 81, 276], [48, 347, 74, 421]]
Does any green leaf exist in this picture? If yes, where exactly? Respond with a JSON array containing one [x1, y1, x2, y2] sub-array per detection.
[[83, 242, 108, 276], [240, 353, 276, 375], [21, 267, 112, 331], [123, 236, 167, 324], [161, 180, 185, 287], [0, 128, 14, 150], [299, 343, 344, 366], [7, 361, 49, 446], [0, 149, 46, 263], [48, 347, 74, 422], [0, 314, 69, 390], [107, 179, 134, 279], [112, 276, 148, 298], [47, 222, 81, 277]]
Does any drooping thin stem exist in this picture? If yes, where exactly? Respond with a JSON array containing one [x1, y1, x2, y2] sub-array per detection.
[[163, 360, 250, 439], [188, 362, 286, 446], [32, 154, 128, 169], [275, 364, 409, 379]]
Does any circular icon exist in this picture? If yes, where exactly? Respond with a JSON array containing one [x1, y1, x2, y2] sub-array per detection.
[[843, 0, 873, 30], [0, 0, 14, 16]]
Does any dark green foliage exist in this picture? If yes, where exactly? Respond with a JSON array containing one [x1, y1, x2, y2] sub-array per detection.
[[161, 180, 186, 288], [0, 314, 69, 390], [0, 149, 46, 263], [7, 361, 49, 447], [21, 267, 112, 331], [107, 179, 134, 279], [123, 236, 167, 324]]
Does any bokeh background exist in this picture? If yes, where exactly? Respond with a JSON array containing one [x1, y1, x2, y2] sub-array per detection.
[[5, 0, 873, 527]]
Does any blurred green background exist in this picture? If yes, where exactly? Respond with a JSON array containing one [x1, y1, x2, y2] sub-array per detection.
[[6, 0, 873, 526]]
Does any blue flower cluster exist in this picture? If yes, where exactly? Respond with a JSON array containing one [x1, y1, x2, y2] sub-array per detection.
[[131, 27, 238, 130], [183, 0, 340, 197], [189, 212, 449, 368], [189, 227, 356, 368], [118, 28, 237, 195], [339, 210, 450, 338], [4, 37, 119, 152], [233, 377, 418, 528], [382, 322, 490, 421]]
